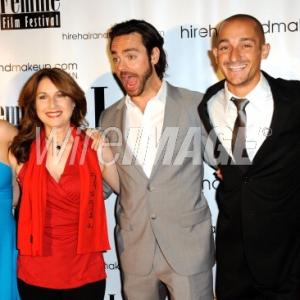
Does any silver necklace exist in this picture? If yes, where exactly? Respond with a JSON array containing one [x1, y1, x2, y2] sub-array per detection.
[[46, 128, 72, 154]]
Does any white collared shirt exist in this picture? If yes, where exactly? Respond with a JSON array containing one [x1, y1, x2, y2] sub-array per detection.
[[207, 74, 274, 161], [124, 81, 166, 177]]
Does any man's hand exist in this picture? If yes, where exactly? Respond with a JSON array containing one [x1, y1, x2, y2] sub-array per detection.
[[214, 168, 223, 181]]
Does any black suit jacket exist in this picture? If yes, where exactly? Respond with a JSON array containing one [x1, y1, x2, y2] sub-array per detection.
[[199, 71, 300, 287]]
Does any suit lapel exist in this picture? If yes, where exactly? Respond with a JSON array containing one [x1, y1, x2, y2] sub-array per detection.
[[199, 80, 233, 167], [107, 100, 124, 157], [150, 83, 180, 179], [251, 73, 289, 165]]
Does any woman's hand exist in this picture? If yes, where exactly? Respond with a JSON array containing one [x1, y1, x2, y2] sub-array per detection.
[[86, 128, 103, 150], [86, 128, 120, 194]]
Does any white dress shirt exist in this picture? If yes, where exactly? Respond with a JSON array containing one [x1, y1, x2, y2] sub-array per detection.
[[207, 74, 274, 161], [124, 81, 166, 177]]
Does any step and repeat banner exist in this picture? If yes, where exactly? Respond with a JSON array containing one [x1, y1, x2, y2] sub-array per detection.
[[1, 0, 300, 298]]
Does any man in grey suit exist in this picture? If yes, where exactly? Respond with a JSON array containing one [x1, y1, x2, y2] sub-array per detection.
[[100, 19, 214, 300]]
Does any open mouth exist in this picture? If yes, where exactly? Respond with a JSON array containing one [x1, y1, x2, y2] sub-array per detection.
[[121, 72, 138, 91]]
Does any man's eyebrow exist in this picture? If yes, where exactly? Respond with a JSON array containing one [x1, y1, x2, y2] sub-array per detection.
[[111, 48, 139, 54], [217, 37, 256, 45]]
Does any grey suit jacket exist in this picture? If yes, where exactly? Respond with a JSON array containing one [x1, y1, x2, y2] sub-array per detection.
[[100, 82, 214, 276]]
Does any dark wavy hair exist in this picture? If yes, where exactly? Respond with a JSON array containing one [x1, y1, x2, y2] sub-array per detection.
[[109, 19, 168, 80], [11, 67, 87, 163]]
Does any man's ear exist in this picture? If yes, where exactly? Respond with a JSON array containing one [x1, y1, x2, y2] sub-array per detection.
[[151, 47, 160, 65], [261, 43, 270, 60], [212, 47, 219, 65]]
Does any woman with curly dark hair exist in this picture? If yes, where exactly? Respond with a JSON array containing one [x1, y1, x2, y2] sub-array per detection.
[[10, 68, 119, 300]]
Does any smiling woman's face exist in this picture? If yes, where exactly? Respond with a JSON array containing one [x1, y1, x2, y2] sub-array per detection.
[[35, 77, 75, 134]]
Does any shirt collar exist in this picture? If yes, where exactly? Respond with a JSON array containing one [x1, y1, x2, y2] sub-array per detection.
[[125, 80, 167, 110], [223, 72, 271, 112]]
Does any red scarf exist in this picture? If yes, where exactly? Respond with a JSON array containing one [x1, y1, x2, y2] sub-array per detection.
[[18, 127, 110, 256]]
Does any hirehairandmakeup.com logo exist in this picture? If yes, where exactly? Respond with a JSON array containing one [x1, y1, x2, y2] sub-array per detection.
[[0, 0, 61, 30]]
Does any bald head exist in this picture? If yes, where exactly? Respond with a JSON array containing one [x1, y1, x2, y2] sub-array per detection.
[[216, 14, 265, 46]]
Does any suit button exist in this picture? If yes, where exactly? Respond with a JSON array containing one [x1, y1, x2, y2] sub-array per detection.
[[150, 214, 157, 220], [147, 185, 154, 191], [243, 176, 250, 183]]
